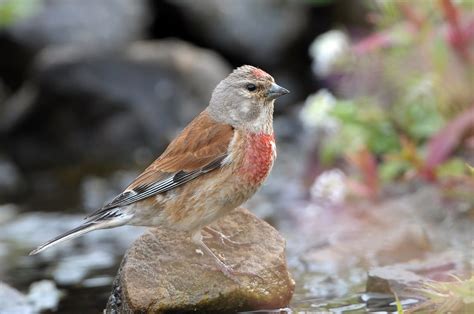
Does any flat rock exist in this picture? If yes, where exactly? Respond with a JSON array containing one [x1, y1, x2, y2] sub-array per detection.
[[106, 207, 295, 313], [299, 203, 432, 274], [298, 185, 474, 278], [366, 250, 470, 296]]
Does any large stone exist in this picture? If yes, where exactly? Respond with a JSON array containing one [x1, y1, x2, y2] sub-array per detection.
[[6, 39, 231, 170], [0, 0, 149, 90], [4, 0, 149, 51], [299, 205, 432, 274], [366, 251, 470, 296], [106, 207, 295, 313], [0, 0, 149, 137], [168, 0, 310, 66]]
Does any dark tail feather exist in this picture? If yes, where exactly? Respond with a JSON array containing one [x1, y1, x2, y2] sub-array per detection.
[[29, 216, 130, 255]]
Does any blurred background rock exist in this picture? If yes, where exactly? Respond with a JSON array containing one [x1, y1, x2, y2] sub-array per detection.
[[0, 0, 329, 209], [0, 0, 473, 313]]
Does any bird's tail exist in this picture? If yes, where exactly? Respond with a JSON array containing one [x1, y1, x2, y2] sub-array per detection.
[[29, 215, 131, 255]]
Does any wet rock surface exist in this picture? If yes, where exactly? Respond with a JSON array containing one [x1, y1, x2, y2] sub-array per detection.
[[298, 198, 432, 274], [366, 251, 470, 296], [106, 207, 295, 313]]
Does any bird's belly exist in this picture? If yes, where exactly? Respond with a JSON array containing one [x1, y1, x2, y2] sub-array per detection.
[[152, 168, 257, 232], [128, 175, 257, 231]]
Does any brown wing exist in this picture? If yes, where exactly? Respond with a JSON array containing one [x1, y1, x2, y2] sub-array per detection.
[[85, 111, 234, 220], [128, 111, 234, 189]]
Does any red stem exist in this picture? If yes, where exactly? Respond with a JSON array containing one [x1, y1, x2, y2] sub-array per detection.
[[439, 0, 470, 62]]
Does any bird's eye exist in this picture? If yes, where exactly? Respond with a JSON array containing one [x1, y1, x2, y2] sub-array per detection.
[[246, 83, 257, 92]]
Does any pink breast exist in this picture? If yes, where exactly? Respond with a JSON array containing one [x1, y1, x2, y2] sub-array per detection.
[[239, 133, 276, 185]]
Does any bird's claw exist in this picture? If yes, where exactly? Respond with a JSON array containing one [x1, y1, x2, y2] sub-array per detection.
[[192, 230, 262, 284], [200, 261, 263, 284]]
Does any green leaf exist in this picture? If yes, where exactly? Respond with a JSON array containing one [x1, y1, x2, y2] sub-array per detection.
[[436, 158, 468, 178], [379, 160, 411, 182], [328, 100, 401, 155], [393, 291, 404, 314]]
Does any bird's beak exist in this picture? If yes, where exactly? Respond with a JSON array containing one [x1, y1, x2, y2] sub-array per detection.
[[267, 83, 290, 100]]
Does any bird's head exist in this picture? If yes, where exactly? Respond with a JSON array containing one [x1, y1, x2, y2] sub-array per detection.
[[208, 65, 289, 134]]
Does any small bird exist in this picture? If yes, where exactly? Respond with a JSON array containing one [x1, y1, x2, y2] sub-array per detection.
[[30, 65, 289, 279]]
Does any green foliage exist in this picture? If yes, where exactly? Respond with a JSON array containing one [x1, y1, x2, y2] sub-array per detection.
[[379, 159, 410, 182], [436, 158, 468, 178], [0, 0, 39, 28], [320, 99, 401, 165], [393, 292, 404, 314], [316, 0, 473, 184]]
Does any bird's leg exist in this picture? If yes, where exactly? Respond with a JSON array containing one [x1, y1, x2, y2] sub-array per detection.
[[191, 231, 262, 283], [203, 226, 253, 248], [191, 230, 239, 281]]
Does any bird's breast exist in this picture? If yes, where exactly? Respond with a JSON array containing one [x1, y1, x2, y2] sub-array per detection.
[[237, 132, 276, 185]]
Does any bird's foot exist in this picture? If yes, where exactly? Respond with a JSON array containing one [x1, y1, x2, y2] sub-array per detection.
[[197, 256, 264, 284], [202, 260, 263, 284], [203, 226, 253, 248]]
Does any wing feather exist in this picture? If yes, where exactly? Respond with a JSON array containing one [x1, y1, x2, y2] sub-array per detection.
[[86, 111, 234, 220]]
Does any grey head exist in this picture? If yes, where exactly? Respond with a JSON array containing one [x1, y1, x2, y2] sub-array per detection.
[[207, 65, 289, 134]]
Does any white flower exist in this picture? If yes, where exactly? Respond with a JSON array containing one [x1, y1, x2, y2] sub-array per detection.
[[299, 89, 339, 133], [309, 29, 349, 77], [310, 169, 347, 204], [407, 75, 435, 102]]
